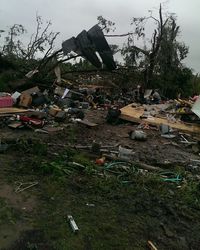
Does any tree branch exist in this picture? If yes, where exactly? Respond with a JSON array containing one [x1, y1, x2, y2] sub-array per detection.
[[46, 54, 81, 73], [132, 45, 149, 56], [105, 32, 133, 37], [149, 16, 160, 25]]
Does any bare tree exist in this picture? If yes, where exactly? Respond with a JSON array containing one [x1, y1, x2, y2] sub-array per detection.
[[24, 15, 59, 60], [2, 24, 26, 57], [2, 15, 59, 62], [122, 4, 170, 87]]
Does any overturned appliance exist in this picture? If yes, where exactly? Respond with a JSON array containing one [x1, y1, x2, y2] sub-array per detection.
[[62, 25, 116, 70]]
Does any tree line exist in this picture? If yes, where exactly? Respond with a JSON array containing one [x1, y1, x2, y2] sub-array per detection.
[[0, 4, 199, 98]]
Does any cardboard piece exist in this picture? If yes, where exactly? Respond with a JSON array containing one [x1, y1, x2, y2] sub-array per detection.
[[21, 86, 40, 95], [19, 93, 32, 108], [55, 111, 66, 122], [8, 122, 24, 129], [48, 106, 62, 117]]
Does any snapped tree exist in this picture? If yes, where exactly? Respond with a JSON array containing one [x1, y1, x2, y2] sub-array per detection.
[[99, 4, 193, 97], [121, 4, 192, 97]]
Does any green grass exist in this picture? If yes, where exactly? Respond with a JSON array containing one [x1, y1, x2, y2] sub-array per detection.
[[1, 146, 200, 249], [0, 198, 20, 225]]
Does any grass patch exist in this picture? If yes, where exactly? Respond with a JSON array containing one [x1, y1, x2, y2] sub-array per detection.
[[0, 198, 20, 225]]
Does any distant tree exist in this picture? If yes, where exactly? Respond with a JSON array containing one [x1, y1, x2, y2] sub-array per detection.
[[191, 73, 200, 95], [119, 4, 192, 96], [97, 16, 116, 33], [24, 15, 59, 61], [2, 24, 26, 58], [1, 15, 59, 62], [109, 44, 120, 55], [0, 53, 15, 72]]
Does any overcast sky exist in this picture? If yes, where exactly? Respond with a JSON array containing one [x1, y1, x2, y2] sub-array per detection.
[[0, 0, 199, 73]]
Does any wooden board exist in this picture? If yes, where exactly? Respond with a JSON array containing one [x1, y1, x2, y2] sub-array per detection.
[[43, 126, 64, 133], [120, 104, 200, 134], [8, 122, 24, 129], [0, 107, 28, 115], [77, 119, 98, 127]]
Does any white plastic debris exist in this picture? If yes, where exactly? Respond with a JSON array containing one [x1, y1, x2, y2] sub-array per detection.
[[67, 215, 79, 233]]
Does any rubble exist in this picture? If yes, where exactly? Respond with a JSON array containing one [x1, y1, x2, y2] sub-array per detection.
[[1, 64, 200, 185], [130, 130, 147, 141], [1, 82, 200, 167], [67, 215, 79, 233], [1, 74, 200, 250], [120, 100, 200, 134]]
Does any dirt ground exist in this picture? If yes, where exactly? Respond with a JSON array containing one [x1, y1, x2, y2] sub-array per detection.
[[0, 109, 200, 249]]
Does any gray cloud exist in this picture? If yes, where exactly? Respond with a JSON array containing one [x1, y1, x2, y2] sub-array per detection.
[[0, 0, 199, 72]]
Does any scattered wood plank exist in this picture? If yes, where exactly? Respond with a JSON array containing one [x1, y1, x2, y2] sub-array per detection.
[[8, 122, 24, 129], [120, 104, 200, 134], [77, 119, 98, 127], [0, 107, 28, 116], [147, 240, 158, 250]]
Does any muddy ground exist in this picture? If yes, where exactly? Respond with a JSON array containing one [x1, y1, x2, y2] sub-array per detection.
[[0, 109, 200, 250]]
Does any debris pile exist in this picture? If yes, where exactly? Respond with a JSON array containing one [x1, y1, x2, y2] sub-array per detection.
[[120, 96, 200, 134], [0, 24, 200, 196], [0, 84, 121, 132], [1, 85, 200, 138]]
